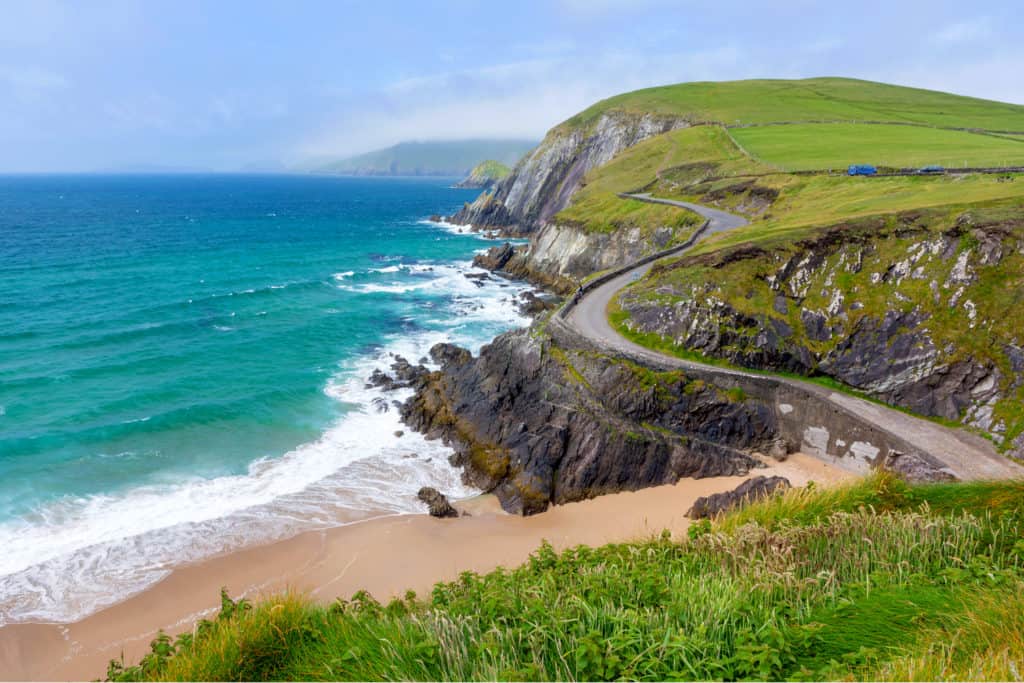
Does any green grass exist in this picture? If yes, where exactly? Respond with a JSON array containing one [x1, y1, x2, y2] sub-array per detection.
[[465, 159, 512, 182], [731, 123, 1024, 171], [108, 475, 1024, 682], [559, 77, 1024, 133]]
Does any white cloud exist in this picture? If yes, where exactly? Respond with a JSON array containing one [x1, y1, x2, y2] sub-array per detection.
[[293, 46, 748, 163], [932, 17, 992, 44]]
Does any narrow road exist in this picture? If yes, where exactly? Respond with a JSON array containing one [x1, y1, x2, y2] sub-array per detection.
[[565, 195, 1024, 481]]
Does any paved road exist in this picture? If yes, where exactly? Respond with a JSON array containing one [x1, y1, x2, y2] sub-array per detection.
[[566, 195, 1024, 481]]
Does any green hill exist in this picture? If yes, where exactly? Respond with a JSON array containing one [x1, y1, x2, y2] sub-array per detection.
[[315, 140, 535, 177], [453, 159, 512, 188], [560, 77, 1024, 132]]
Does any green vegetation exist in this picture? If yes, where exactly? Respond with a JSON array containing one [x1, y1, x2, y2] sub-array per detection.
[[555, 193, 700, 238], [108, 475, 1024, 681], [731, 123, 1024, 171], [458, 159, 512, 186], [560, 77, 1024, 133], [315, 139, 535, 176]]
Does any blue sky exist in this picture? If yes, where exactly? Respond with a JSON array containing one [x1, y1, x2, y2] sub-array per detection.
[[1, 0, 1022, 172]]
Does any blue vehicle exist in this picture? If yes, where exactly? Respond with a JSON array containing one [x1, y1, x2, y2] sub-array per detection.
[[848, 164, 878, 176], [918, 165, 945, 174]]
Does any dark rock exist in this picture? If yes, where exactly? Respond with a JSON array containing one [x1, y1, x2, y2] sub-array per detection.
[[472, 242, 516, 271], [429, 342, 472, 368], [402, 329, 770, 515], [517, 291, 554, 316], [884, 451, 957, 483], [801, 309, 831, 342], [766, 437, 793, 461], [417, 487, 459, 518], [464, 272, 490, 287], [773, 295, 789, 315], [394, 430, 404, 438], [371, 397, 390, 413], [366, 369, 397, 391], [390, 356, 429, 385], [686, 476, 791, 519]]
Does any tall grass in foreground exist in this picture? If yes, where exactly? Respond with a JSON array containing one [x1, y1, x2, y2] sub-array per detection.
[[107, 474, 1024, 681]]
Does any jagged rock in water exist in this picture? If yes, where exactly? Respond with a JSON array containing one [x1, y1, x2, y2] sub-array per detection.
[[371, 397, 390, 413], [417, 487, 459, 518], [402, 329, 773, 515], [429, 342, 472, 369], [473, 242, 517, 271], [686, 476, 791, 519], [366, 369, 398, 391], [390, 356, 428, 385], [517, 291, 555, 316]]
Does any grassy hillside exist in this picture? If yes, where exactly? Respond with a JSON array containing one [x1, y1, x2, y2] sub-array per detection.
[[107, 475, 1024, 681], [560, 77, 1024, 133], [455, 159, 512, 188], [731, 123, 1024, 171], [555, 124, 1024, 251], [317, 139, 535, 176]]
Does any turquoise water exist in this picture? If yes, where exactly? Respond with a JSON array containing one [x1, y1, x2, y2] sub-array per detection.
[[0, 174, 529, 624]]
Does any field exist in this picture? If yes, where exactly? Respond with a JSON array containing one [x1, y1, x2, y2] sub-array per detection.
[[559, 77, 1024, 133], [106, 475, 1024, 681], [730, 123, 1024, 171], [554, 124, 1024, 252]]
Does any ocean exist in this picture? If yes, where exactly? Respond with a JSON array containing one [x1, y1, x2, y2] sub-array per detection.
[[0, 174, 530, 625]]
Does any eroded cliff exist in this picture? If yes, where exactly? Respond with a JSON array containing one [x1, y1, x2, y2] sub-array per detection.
[[401, 332, 773, 514]]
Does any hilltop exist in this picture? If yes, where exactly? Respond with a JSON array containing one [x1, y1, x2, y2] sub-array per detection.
[[313, 139, 535, 177], [453, 159, 511, 189]]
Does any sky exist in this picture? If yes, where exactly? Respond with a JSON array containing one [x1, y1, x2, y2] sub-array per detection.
[[1, 0, 1022, 172]]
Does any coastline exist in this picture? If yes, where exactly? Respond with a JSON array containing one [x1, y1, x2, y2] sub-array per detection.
[[0, 453, 852, 681]]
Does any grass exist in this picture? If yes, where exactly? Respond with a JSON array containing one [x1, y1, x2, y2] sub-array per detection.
[[559, 77, 1024, 133], [731, 123, 1024, 171], [465, 159, 512, 182], [107, 475, 1024, 681]]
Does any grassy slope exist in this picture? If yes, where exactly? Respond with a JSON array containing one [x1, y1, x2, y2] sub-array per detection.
[[108, 476, 1024, 682], [468, 159, 512, 182], [731, 123, 1024, 171], [560, 77, 1024, 132]]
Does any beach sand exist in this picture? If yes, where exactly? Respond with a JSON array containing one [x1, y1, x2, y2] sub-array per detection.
[[0, 453, 852, 681]]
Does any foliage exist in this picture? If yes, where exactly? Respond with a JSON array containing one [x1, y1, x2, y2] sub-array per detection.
[[108, 476, 1024, 681]]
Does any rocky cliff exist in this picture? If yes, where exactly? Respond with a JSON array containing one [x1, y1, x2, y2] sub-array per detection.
[[618, 206, 1024, 458], [450, 112, 688, 235], [401, 331, 776, 514]]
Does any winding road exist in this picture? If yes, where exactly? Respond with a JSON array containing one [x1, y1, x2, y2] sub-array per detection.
[[563, 194, 1024, 480]]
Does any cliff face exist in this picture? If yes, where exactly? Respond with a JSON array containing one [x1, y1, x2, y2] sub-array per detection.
[[473, 221, 691, 294], [619, 209, 1024, 457], [401, 330, 774, 515], [451, 112, 688, 235]]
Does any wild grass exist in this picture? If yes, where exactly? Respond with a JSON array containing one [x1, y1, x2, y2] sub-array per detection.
[[559, 77, 1024, 133], [108, 475, 1024, 681], [730, 123, 1024, 171]]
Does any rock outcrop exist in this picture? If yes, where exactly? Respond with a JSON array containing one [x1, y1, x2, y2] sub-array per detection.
[[402, 329, 776, 515], [451, 112, 688, 235], [417, 487, 459, 518], [686, 476, 791, 519], [619, 209, 1024, 456]]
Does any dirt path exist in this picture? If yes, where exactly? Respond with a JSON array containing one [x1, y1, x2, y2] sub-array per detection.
[[564, 195, 1024, 481]]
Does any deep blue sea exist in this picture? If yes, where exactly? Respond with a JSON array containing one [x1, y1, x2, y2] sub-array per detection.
[[0, 174, 529, 624]]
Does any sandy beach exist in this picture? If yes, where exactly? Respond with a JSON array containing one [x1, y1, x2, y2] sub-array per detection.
[[0, 453, 852, 681]]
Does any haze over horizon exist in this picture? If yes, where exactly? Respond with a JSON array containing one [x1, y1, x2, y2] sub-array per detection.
[[2, 0, 1022, 173]]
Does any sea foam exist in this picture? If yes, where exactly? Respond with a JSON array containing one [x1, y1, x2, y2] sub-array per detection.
[[0, 246, 532, 626]]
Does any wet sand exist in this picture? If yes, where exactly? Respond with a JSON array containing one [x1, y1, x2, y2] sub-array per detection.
[[0, 454, 852, 681]]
